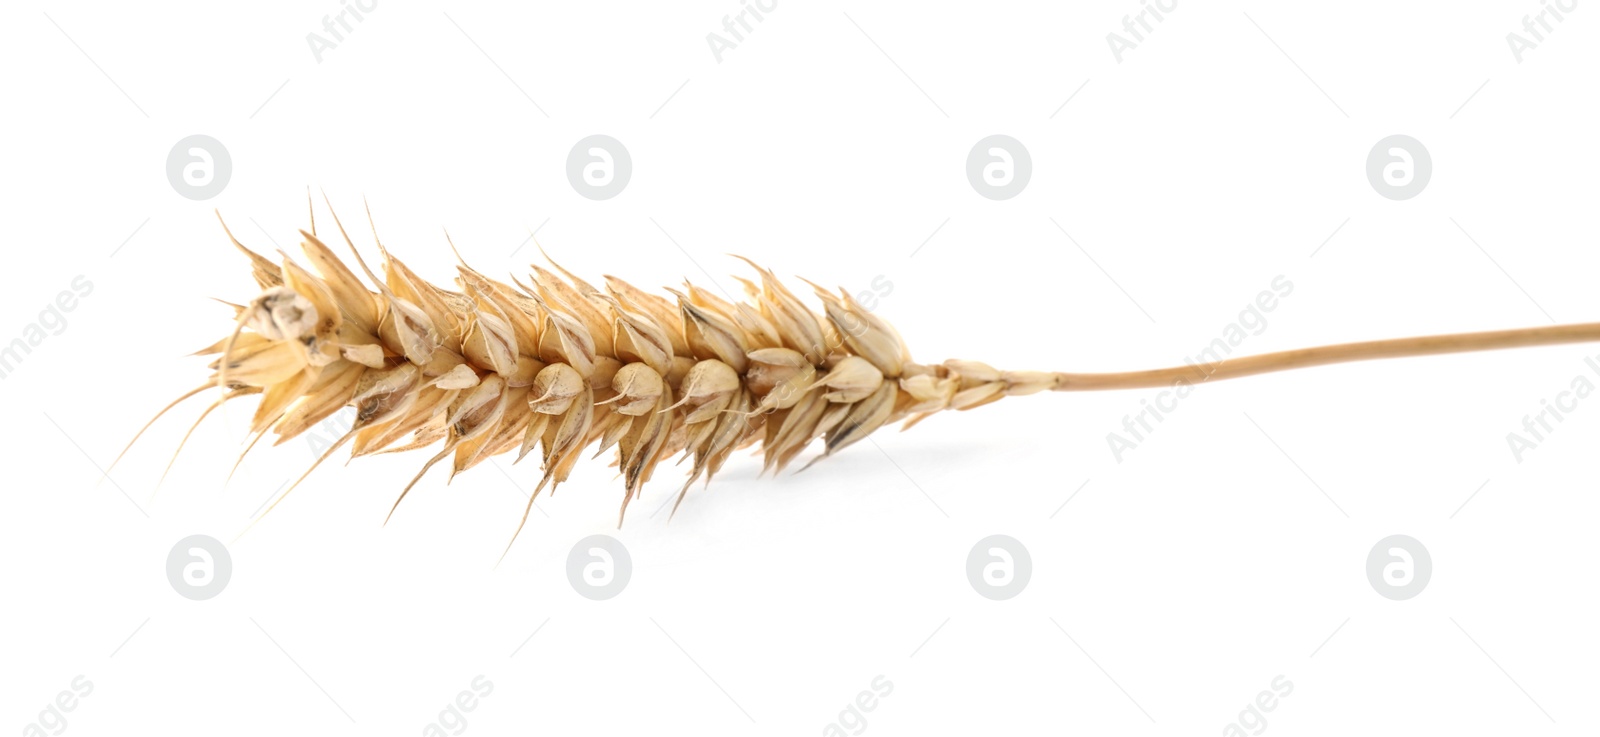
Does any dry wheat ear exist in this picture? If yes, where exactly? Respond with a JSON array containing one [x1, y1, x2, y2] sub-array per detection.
[[122, 201, 1600, 553]]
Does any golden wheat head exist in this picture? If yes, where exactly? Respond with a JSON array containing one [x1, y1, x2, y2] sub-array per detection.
[[139, 201, 1053, 552]]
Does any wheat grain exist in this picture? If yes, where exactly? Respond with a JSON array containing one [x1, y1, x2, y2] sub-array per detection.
[[128, 199, 1600, 551]]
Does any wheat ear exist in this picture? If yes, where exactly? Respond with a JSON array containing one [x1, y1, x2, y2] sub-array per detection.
[[130, 201, 1600, 550]]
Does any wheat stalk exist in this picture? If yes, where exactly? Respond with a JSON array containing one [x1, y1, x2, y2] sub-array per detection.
[[123, 199, 1600, 553]]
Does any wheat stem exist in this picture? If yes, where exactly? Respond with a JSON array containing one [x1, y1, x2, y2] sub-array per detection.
[[1050, 322, 1600, 391]]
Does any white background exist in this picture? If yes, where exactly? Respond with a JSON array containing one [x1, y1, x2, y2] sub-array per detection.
[[2, 1, 1597, 735]]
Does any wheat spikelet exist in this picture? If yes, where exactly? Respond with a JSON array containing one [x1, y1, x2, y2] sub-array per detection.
[[133, 198, 1600, 553]]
